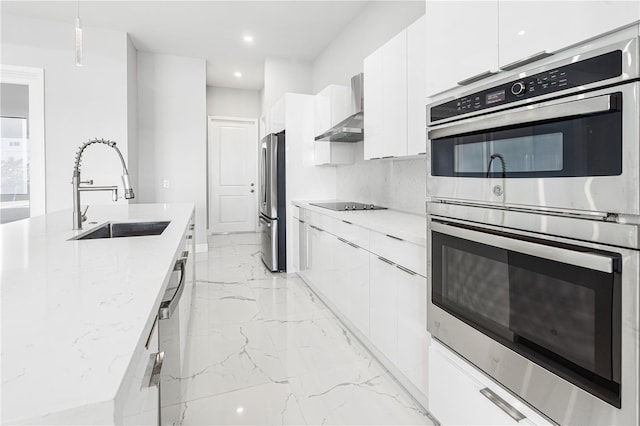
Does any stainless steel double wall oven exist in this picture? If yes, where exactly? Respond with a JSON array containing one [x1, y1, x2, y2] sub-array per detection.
[[426, 32, 640, 425]]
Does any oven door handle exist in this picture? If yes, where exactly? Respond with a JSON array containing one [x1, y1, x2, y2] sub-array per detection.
[[431, 221, 614, 273], [428, 93, 617, 140]]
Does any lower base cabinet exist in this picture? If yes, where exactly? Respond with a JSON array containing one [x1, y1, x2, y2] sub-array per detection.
[[297, 206, 428, 399], [429, 341, 551, 426], [397, 268, 428, 395], [340, 240, 370, 337], [370, 255, 399, 364], [117, 316, 160, 425]]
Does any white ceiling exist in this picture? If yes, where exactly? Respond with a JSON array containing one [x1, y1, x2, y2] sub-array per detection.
[[2, 0, 370, 90]]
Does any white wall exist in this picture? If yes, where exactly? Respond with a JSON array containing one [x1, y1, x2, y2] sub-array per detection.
[[335, 144, 427, 214], [263, 57, 312, 113], [137, 52, 207, 246], [206, 86, 260, 118], [1, 14, 131, 214], [312, 1, 425, 93]]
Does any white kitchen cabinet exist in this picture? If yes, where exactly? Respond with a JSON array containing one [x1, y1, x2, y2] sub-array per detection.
[[336, 236, 370, 337], [370, 253, 428, 394], [382, 30, 408, 158], [407, 15, 427, 156], [369, 254, 399, 364], [364, 29, 408, 159], [363, 46, 384, 160], [295, 205, 428, 402], [429, 341, 552, 426], [314, 84, 352, 135], [180, 216, 195, 373], [425, 1, 640, 97], [370, 230, 427, 277], [290, 214, 301, 272], [314, 84, 355, 165], [365, 15, 426, 159], [119, 316, 160, 425], [267, 96, 286, 134], [499, 1, 640, 69], [425, 1, 499, 97], [397, 270, 428, 396], [307, 224, 336, 299]]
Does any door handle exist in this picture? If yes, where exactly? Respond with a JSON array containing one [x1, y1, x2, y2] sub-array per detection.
[[430, 220, 616, 273], [142, 349, 164, 388], [429, 93, 617, 140]]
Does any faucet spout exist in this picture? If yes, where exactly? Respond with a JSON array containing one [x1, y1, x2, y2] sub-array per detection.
[[72, 138, 135, 230]]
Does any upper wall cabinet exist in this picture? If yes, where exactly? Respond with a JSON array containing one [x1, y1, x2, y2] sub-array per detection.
[[407, 15, 427, 156], [364, 30, 407, 159], [364, 15, 425, 160], [314, 85, 352, 136], [426, 0, 640, 97], [425, 1, 499, 97], [499, 1, 640, 69]]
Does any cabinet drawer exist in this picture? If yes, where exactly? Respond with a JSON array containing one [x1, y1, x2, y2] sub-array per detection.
[[335, 219, 369, 251], [302, 209, 325, 229], [292, 205, 301, 220], [370, 231, 426, 277], [429, 341, 552, 426]]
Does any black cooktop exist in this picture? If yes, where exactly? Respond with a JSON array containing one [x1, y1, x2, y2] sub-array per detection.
[[310, 202, 387, 211]]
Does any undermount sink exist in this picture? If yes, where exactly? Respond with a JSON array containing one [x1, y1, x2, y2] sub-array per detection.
[[72, 221, 171, 240]]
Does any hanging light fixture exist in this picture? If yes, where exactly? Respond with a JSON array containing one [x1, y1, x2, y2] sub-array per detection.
[[75, 0, 82, 66]]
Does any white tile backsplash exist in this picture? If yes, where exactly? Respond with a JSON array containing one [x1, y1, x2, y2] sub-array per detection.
[[336, 142, 426, 215]]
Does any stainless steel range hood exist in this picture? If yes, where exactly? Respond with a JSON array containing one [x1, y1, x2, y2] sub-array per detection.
[[315, 73, 364, 143]]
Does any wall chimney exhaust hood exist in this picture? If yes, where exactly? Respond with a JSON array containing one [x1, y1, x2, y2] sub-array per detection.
[[315, 73, 364, 143]]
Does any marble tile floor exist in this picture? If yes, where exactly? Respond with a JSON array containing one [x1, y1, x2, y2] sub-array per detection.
[[171, 232, 434, 425]]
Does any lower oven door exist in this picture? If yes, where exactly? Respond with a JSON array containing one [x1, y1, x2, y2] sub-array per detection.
[[427, 217, 639, 425]]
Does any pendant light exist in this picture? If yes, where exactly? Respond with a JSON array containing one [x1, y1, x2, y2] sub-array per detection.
[[75, 0, 82, 66]]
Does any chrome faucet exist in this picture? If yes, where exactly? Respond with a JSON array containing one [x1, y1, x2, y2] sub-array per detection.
[[72, 138, 135, 230]]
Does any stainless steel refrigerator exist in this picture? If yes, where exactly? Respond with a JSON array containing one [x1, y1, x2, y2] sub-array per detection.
[[259, 131, 286, 272]]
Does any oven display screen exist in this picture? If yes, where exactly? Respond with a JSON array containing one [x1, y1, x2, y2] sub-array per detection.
[[486, 90, 506, 105]]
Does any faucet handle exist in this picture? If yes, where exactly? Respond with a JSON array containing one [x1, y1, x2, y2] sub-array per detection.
[[81, 205, 89, 222], [81, 180, 94, 185]]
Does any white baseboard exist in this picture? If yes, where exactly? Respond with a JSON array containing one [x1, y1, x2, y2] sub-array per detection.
[[196, 243, 208, 253]]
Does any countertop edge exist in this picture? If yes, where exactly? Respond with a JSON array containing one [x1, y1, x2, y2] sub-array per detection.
[[292, 200, 427, 246]]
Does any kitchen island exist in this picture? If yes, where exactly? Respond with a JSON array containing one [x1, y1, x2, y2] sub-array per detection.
[[1, 203, 194, 425]]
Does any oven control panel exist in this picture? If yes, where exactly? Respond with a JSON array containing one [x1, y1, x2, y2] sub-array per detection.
[[430, 50, 622, 123]]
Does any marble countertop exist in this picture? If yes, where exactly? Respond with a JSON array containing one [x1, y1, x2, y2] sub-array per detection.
[[292, 201, 427, 246], [1, 203, 194, 424]]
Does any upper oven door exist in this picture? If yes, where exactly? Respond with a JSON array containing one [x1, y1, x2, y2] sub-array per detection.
[[427, 82, 640, 215]]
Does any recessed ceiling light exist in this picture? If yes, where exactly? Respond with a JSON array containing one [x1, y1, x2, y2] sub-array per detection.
[[243, 35, 254, 44], [236, 407, 244, 414], [234, 71, 242, 78], [517, 30, 526, 36]]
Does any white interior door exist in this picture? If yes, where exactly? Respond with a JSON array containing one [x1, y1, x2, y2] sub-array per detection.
[[208, 117, 258, 234]]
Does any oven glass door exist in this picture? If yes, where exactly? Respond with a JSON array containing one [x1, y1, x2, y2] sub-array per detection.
[[430, 220, 622, 406], [430, 93, 622, 178]]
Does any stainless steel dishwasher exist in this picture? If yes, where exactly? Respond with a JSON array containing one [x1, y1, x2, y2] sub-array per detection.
[[158, 250, 189, 426]]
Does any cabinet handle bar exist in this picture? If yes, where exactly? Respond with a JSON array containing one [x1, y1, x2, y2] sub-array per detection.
[[479, 387, 526, 422]]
